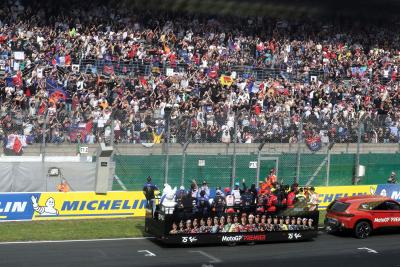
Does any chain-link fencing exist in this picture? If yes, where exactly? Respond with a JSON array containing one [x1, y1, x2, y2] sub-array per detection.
[[112, 113, 400, 191], [2, 113, 400, 192]]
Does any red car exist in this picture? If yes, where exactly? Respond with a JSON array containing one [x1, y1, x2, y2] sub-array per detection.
[[324, 195, 400, 239]]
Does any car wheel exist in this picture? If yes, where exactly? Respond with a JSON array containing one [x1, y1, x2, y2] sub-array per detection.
[[354, 221, 371, 239]]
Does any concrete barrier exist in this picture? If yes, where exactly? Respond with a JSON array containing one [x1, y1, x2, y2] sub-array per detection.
[[18, 143, 400, 156]]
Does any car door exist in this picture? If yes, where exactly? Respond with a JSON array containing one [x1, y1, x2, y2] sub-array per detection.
[[384, 201, 400, 227], [370, 201, 394, 229]]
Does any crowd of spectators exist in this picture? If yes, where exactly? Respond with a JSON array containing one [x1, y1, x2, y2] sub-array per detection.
[[2, 0, 400, 148]]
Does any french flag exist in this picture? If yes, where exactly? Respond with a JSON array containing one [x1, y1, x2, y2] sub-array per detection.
[[52, 55, 71, 66], [5, 71, 23, 87]]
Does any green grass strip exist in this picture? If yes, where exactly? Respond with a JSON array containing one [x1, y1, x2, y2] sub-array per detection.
[[0, 218, 146, 242]]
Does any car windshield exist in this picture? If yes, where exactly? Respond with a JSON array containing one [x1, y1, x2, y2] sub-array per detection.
[[328, 201, 350, 212]]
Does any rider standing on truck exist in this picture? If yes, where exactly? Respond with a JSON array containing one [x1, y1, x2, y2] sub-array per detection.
[[232, 182, 242, 205], [267, 168, 277, 187], [287, 183, 299, 208], [213, 190, 226, 217], [143, 176, 158, 217], [308, 187, 319, 211], [196, 190, 210, 218]]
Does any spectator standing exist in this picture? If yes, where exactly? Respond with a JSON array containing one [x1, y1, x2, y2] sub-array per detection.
[[387, 171, 397, 184]]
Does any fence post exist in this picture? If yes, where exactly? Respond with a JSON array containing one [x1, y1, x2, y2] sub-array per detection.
[[256, 149, 261, 185], [295, 116, 303, 184], [326, 146, 331, 186], [231, 112, 237, 189], [257, 141, 267, 185], [181, 151, 186, 187], [110, 114, 115, 146], [354, 121, 362, 185], [42, 110, 48, 192], [164, 106, 172, 185], [180, 117, 191, 187], [181, 142, 190, 187]]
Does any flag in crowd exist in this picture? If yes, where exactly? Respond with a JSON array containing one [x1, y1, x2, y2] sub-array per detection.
[[220, 75, 234, 87], [52, 55, 71, 67], [5, 71, 23, 87], [46, 79, 69, 103], [351, 66, 367, 77], [306, 136, 322, 152], [6, 134, 27, 154]]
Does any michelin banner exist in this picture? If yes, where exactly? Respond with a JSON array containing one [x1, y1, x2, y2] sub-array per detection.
[[315, 185, 377, 210], [0, 191, 147, 221], [0, 185, 391, 221]]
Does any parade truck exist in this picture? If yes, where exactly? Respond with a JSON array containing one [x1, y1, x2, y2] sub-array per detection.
[[145, 186, 319, 246]]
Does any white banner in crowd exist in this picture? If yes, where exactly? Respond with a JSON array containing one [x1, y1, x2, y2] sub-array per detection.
[[13, 51, 25, 60], [37, 68, 43, 78], [13, 62, 20, 71], [0, 60, 5, 70], [72, 64, 80, 72], [166, 68, 174, 76]]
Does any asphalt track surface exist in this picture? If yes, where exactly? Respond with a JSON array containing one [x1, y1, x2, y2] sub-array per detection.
[[1, 232, 400, 267]]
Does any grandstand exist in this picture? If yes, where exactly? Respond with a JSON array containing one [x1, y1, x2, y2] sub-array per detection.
[[1, 0, 400, 190]]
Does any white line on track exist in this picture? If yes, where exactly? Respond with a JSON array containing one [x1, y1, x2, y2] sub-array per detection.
[[358, 247, 378, 254], [190, 250, 222, 263], [0, 237, 155, 245]]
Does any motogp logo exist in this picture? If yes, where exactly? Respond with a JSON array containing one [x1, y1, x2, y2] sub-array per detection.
[[221, 236, 243, 242]]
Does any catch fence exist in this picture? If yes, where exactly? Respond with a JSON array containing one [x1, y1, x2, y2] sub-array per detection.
[[112, 113, 399, 191]]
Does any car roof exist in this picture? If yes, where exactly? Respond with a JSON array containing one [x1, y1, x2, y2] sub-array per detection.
[[337, 195, 393, 203]]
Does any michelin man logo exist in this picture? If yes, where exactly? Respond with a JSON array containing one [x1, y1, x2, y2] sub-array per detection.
[[160, 184, 177, 208], [370, 186, 376, 195], [31, 196, 59, 216], [380, 189, 387, 197]]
